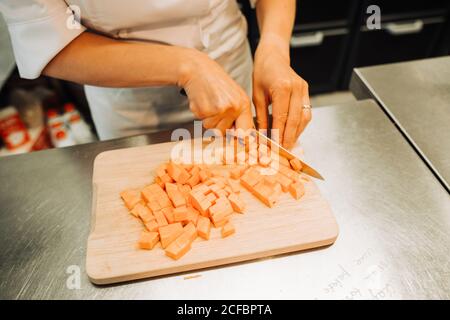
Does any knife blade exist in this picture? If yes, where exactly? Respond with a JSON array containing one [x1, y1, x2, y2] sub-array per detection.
[[253, 130, 324, 180]]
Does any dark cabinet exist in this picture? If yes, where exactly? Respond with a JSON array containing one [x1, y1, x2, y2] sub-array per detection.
[[290, 28, 349, 93], [354, 17, 445, 67], [293, 0, 355, 27], [364, 0, 448, 19]]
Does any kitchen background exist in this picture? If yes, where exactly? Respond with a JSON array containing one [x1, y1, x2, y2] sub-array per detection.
[[0, 0, 449, 156]]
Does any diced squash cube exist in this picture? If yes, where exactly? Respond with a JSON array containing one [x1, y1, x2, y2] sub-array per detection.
[[147, 200, 161, 212], [275, 172, 292, 192], [289, 158, 302, 171], [167, 162, 190, 184], [131, 203, 154, 223], [186, 172, 200, 188], [158, 222, 183, 248], [227, 178, 241, 193], [185, 206, 200, 226], [228, 194, 245, 213], [138, 231, 159, 250], [199, 170, 209, 182], [165, 238, 191, 260], [153, 210, 168, 227], [161, 206, 174, 224], [165, 222, 197, 260], [173, 206, 188, 222], [155, 164, 167, 177], [144, 220, 159, 232], [141, 183, 165, 202], [221, 221, 235, 238], [259, 155, 272, 167], [196, 216, 211, 240], [120, 189, 142, 210], [289, 181, 305, 200]]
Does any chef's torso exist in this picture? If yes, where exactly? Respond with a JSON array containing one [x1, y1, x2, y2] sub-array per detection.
[[67, 0, 248, 59], [0, 0, 252, 139]]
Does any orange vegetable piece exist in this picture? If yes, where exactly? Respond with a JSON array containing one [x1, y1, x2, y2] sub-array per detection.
[[199, 170, 209, 182], [263, 175, 278, 188], [144, 220, 159, 232], [129, 202, 144, 218], [278, 156, 290, 167], [205, 192, 217, 203], [161, 206, 174, 224], [141, 183, 165, 202], [213, 217, 229, 228], [289, 181, 305, 200], [167, 162, 190, 184], [196, 216, 211, 240], [165, 239, 191, 260], [158, 222, 183, 248], [209, 199, 233, 226], [173, 206, 188, 222], [279, 164, 300, 181], [165, 222, 197, 260], [189, 192, 212, 216], [147, 200, 161, 212], [191, 183, 209, 194], [131, 203, 154, 222], [227, 178, 241, 193], [230, 166, 243, 179], [275, 172, 292, 192], [190, 166, 200, 176], [155, 164, 167, 177], [186, 172, 200, 188], [228, 193, 245, 213], [183, 222, 198, 243], [165, 182, 187, 207], [138, 231, 159, 250], [221, 221, 235, 238], [240, 167, 263, 190], [252, 180, 281, 208], [156, 192, 172, 208], [160, 173, 173, 184], [185, 206, 200, 226], [289, 158, 303, 171], [154, 176, 165, 188], [182, 163, 194, 171], [153, 210, 168, 227], [120, 189, 142, 210], [259, 155, 272, 167]]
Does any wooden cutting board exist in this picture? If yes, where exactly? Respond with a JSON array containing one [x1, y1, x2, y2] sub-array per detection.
[[86, 141, 339, 284]]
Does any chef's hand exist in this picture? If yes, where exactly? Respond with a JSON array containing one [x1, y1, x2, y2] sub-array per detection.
[[252, 35, 311, 149], [179, 50, 254, 133]]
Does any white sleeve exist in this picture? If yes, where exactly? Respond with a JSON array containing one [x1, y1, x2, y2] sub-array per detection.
[[0, 0, 86, 79]]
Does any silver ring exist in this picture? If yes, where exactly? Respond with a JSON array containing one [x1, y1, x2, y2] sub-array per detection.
[[302, 104, 312, 110]]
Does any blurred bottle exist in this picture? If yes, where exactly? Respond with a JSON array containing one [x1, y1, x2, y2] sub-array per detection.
[[46, 109, 76, 148], [63, 103, 96, 144], [0, 106, 30, 150], [9, 89, 44, 129]]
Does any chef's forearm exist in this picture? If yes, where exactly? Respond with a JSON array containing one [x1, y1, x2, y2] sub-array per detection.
[[42, 31, 197, 88], [255, 0, 295, 59]]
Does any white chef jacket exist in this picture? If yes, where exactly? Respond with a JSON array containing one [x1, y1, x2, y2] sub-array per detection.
[[0, 0, 257, 139]]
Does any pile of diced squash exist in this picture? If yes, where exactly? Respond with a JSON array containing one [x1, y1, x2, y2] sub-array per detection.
[[120, 136, 310, 260]]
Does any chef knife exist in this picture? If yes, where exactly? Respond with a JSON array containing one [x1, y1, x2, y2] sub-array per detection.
[[180, 89, 323, 179], [253, 130, 324, 180]]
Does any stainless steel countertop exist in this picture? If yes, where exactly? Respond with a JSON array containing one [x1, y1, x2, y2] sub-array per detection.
[[1, 99, 449, 299], [350, 56, 450, 192]]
